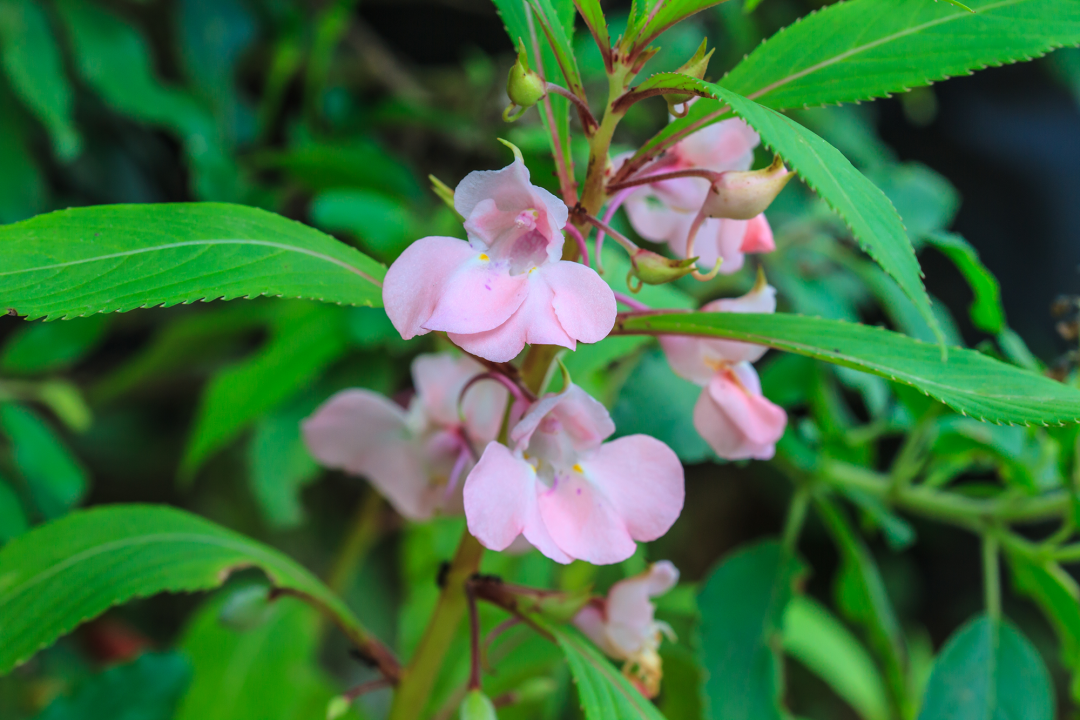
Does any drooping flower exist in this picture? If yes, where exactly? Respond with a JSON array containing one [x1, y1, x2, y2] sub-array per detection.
[[620, 118, 776, 273], [463, 383, 684, 565], [573, 561, 679, 697], [659, 279, 787, 460], [382, 157, 616, 363], [302, 353, 507, 520]]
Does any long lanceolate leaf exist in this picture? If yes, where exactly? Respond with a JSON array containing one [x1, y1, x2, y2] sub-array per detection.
[[0, 505, 394, 677], [613, 312, 1080, 426], [709, 84, 941, 346], [553, 626, 667, 720], [0, 203, 385, 321], [723, 0, 1080, 110], [527, 0, 585, 98]]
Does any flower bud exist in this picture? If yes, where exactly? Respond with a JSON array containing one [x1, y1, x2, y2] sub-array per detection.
[[460, 690, 498, 720], [505, 43, 546, 113], [701, 155, 792, 220], [666, 40, 714, 116], [512, 677, 557, 704], [630, 249, 699, 286], [218, 585, 273, 631], [326, 696, 351, 720]]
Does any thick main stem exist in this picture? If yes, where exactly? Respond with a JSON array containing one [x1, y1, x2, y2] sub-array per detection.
[[387, 532, 485, 720]]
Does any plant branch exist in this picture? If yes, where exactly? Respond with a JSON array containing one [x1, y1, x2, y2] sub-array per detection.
[[607, 168, 719, 194], [546, 82, 599, 131], [983, 534, 1002, 622]]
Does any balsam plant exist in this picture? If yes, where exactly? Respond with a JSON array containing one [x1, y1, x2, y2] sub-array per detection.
[[2, 1, 1080, 719]]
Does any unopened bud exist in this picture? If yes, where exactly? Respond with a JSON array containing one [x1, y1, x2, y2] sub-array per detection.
[[460, 690, 498, 720], [504, 42, 546, 120], [218, 585, 273, 631], [702, 155, 792, 220], [630, 249, 699, 286], [666, 40, 714, 116]]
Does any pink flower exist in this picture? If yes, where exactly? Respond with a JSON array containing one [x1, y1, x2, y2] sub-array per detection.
[[620, 118, 776, 273], [573, 561, 679, 697], [382, 158, 616, 362], [463, 384, 684, 565], [302, 353, 507, 520], [659, 281, 787, 460]]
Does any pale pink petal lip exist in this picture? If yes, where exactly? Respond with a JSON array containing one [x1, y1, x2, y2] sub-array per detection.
[[545, 261, 617, 345], [448, 270, 574, 363], [740, 214, 775, 254], [423, 256, 530, 334], [580, 436, 685, 542], [694, 364, 787, 460], [605, 560, 680, 641], [509, 384, 614, 453], [536, 469, 639, 565], [677, 117, 759, 171], [302, 389, 438, 520], [382, 236, 476, 340]]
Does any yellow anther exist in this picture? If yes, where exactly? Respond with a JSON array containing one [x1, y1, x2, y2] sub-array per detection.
[[572, 463, 584, 474], [479, 253, 490, 261]]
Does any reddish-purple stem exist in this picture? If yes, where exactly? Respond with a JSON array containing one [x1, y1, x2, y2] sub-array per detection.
[[614, 292, 651, 312], [607, 167, 720, 194], [564, 224, 590, 268], [466, 583, 482, 691], [595, 188, 634, 274]]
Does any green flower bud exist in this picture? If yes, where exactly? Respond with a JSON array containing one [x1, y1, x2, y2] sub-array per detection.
[[460, 690, 498, 720], [630, 249, 699, 286], [666, 40, 715, 115], [326, 696, 351, 720], [505, 42, 546, 120], [218, 585, 273, 631], [512, 677, 557, 704]]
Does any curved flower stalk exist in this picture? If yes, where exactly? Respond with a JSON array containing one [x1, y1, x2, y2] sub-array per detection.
[[660, 277, 788, 460], [302, 353, 508, 520], [573, 561, 679, 698], [463, 382, 685, 565], [383, 155, 616, 363], [618, 118, 776, 274]]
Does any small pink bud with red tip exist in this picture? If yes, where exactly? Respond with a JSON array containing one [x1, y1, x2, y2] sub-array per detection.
[[702, 155, 792, 221]]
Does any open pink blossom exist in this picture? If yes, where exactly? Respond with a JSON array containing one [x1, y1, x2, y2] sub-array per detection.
[[659, 281, 787, 460], [573, 561, 679, 697], [302, 353, 507, 520], [620, 118, 776, 273], [463, 384, 684, 565], [382, 158, 616, 362]]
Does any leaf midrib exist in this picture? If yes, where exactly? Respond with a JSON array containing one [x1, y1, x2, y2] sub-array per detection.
[[743, 0, 1024, 103], [0, 532, 302, 613], [0, 239, 383, 288]]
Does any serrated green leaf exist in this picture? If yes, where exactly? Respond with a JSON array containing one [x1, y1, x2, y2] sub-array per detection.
[[698, 540, 805, 720], [721, 0, 1080, 110], [574, 0, 610, 64], [0, 402, 88, 519], [626, 0, 734, 55], [782, 596, 889, 720], [0, 504, 383, 676], [0, 0, 81, 160], [1006, 553, 1080, 701], [176, 589, 345, 720], [527, 0, 584, 97], [182, 304, 349, 478], [917, 615, 1053, 720], [0, 203, 385, 321], [552, 625, 667, 720], [701, 84, 939, 346], [35, 652, 192, 720], [613, 71, 716, 112], [613, 312, 1080, 426], [1, 316, 108, 375], [924, 232, 1005, 334]]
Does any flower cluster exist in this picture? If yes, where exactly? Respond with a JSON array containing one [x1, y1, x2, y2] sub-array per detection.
[[302, 117, 791, 696]]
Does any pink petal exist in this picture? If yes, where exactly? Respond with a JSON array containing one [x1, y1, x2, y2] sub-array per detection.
[[604, 561, 680, 651], [302, 390, 439, 520], [410, 355, 507, 443], [624, 190, 695, 246], [455, 160, 568, 262], [447, 270, 574, 363], [580, 436, 684, 542], [545, 261, 617, 345], [383, 236, 476, 340], [740, 214, 775, 254], [573, 603, 618, 656], [509, 384, 614, 455], [694, 364, 787, 460], [667, 216, 747, 273], [658, 334, 716, 386], [676, 118, 759, 172], [537, 469, 638, 565], [424, 255, 530, 335], [463, 443, 572, 563]]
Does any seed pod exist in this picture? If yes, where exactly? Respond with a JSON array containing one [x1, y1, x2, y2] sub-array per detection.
[[701, 156, 792, 220]]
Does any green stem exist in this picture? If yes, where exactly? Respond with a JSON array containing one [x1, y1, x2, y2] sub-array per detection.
[[983, 534, 1002, 622], [822, 460, 1070, 529], [782, 486, 811, 553], [326, 491, 384, 597], [387, 532, 486, 720]]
